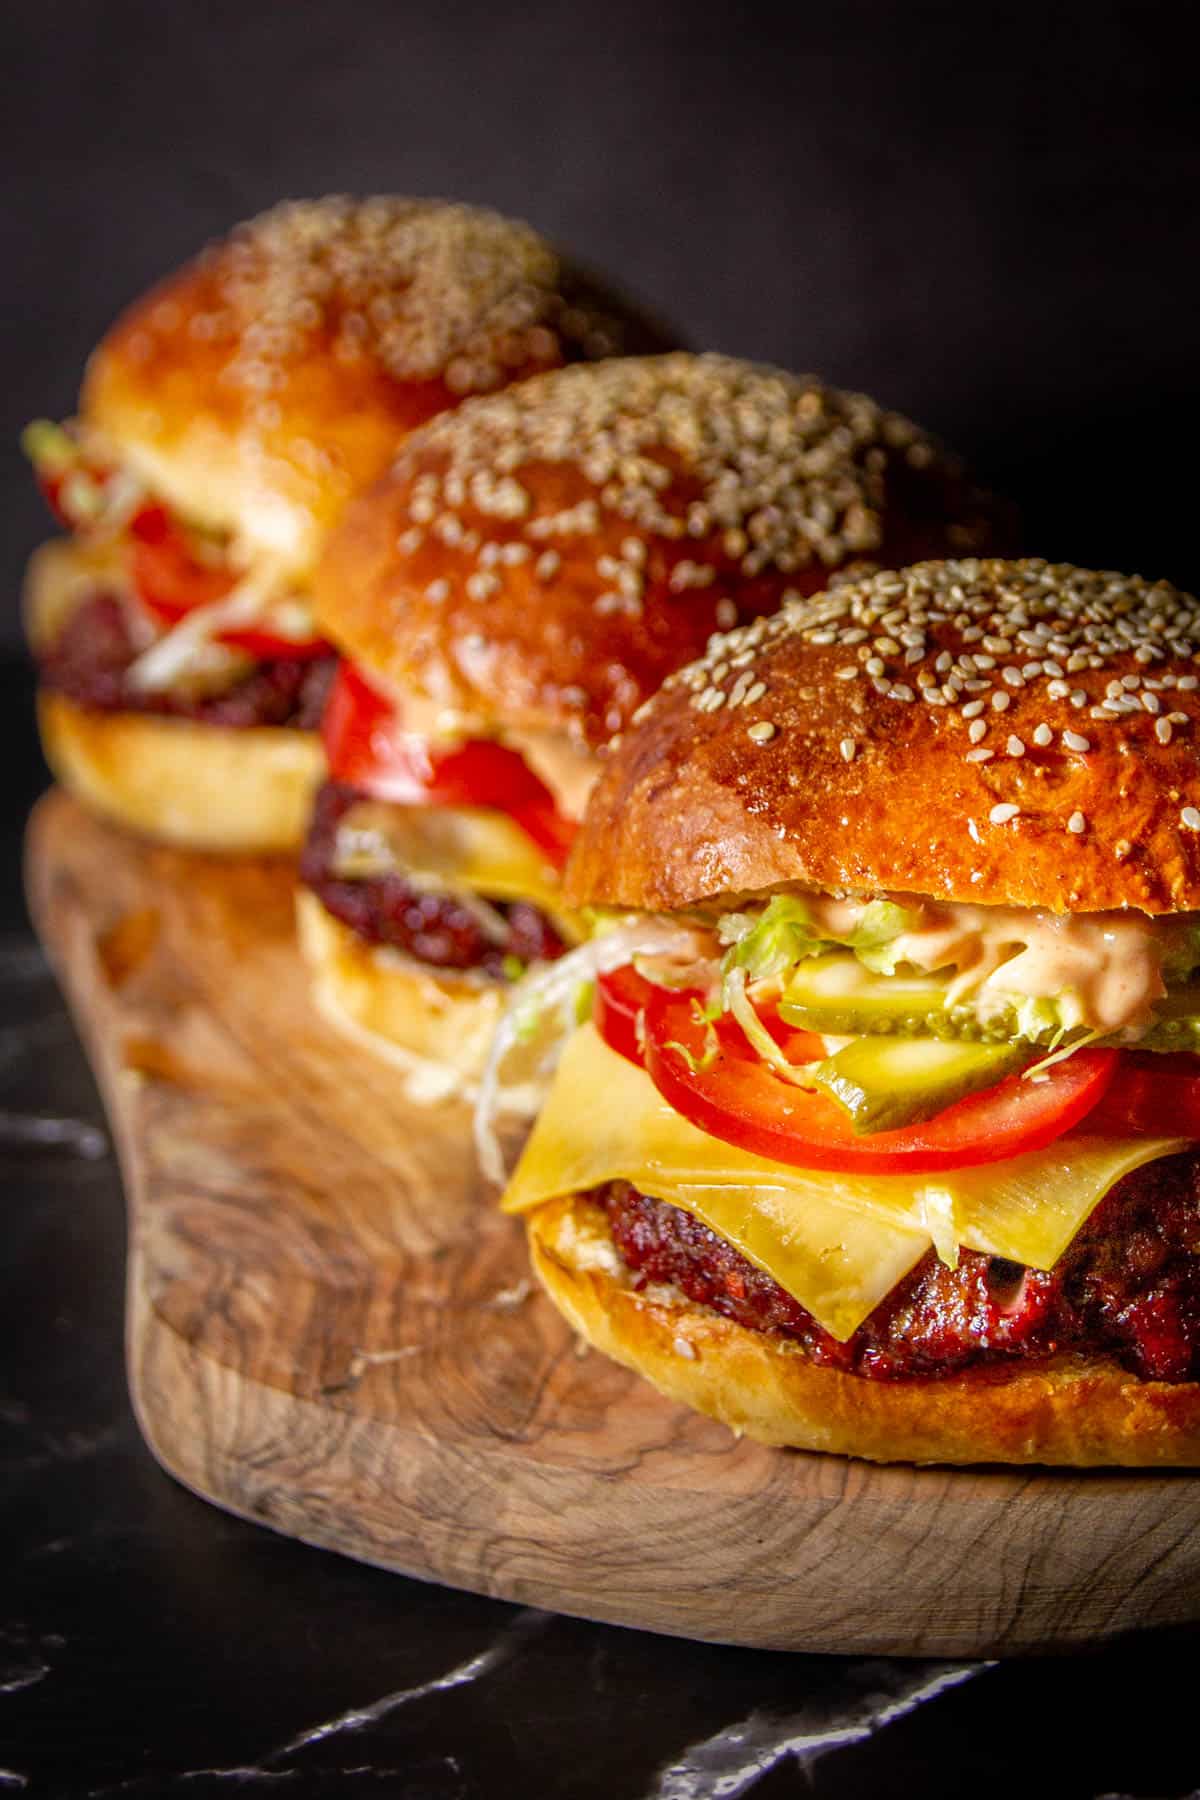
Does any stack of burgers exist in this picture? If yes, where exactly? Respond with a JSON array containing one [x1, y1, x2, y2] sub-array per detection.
[[29, 195, 1200, 1467]]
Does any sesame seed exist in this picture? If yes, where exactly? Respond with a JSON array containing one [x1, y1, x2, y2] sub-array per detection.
[[965, 747, 994, 762], [991, 692, 1011, 712], [1157, 718, 1174, 744], [747, 720, 776, 743], [1062, 730, 1090, 753], [835, 666, 858, 681], [989, 803, 1020, 825], [1067, 811, 1086, 834], [1032, 723, 1053, 747], [1007, 736, 1025, 757], [962, 699, 985, 719], [839, 737, 857, 762], [1183, 808, 1200, 831], [744, 681, 767, 705]]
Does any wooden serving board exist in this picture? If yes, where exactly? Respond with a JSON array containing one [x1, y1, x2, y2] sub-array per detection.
[[26, 788, 1200, 1656]]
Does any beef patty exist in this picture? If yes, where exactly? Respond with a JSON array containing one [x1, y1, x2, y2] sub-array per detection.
[[596, 1151, 1200, 1381]]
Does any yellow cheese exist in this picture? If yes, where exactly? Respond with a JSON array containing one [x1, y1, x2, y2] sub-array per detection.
[[333, 801, 582, 941], [503, 1024, 1186, 1340]]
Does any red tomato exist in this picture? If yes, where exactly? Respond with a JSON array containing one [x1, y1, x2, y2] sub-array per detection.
[[320, 661, 576, 868], [595, 965, 658, 1066], [1088, 1052, 1200, 1140], [642, 985, 1118, 1173], [128, 505, 327, 660]]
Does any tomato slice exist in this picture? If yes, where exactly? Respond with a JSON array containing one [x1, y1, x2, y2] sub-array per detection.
[[642, 985, 1118, 1173], [321, 661, 576, 868], [128, 505, 327, 660], [595, 965, 658, 1066], [129, 504, 234, 615], [1087, 1052, 1200, 1140]]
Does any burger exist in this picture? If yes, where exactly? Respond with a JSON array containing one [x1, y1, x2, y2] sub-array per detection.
[[497, 558, 1200, 1466], [23, 195, 670, 851], [299, 353, 1009, 1095]]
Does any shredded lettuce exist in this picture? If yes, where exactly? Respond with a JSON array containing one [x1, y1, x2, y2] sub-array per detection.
[[847, 901, 921, 974], [718, 894, 919, 986], [722, 966, 820, 1088], [473, 918, 705, 1183], [664, 1002, 720, 1074], [718, 896, 827, 982]]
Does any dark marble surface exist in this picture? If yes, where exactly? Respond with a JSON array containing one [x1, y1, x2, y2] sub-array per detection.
[[1, 658, 1199, 1797]]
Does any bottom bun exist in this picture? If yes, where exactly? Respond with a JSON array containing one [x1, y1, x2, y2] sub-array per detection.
[[527, 1193, 1200, 1467], [38, 691, 325, 854], [295, 889, 506, 1102]]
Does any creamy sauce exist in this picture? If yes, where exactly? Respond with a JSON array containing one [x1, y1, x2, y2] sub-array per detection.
[[801, 893, 1187, 1034]]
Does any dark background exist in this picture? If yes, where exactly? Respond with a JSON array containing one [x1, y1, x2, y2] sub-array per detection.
[[4, 0, 1200, 654]]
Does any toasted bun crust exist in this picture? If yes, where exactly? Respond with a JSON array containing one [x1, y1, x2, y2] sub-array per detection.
[[295, 890, 503, 1096], [529, 1194, 1200, 1466], [315, 354, 1011, 747], [82, 197, 673, 581], [38, 692, 324, 852], [566, 558, 1200, 915]]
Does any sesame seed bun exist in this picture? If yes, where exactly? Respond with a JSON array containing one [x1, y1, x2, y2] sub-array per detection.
[[564, 558, 1200, 916], [313, 354, 1012, 748], [528, 1193, 1200, 1465], [81, 196, 675, 580], [37, 691, 325, 853]]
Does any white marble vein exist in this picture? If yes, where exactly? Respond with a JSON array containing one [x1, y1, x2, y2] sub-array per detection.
[[646, 1659, 991, 1798], [267, 1607, 549, 1762]]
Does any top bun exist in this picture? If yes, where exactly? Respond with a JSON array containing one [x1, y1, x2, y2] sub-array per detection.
[[314, 353, 1011, 748], [565, 559, 1200, 916], [81, 196, 672, 580]]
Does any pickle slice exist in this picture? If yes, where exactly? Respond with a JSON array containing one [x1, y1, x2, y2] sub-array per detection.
[[812, 1035, 1032, 1133], [778, 952, 1200, 1053], [778, 954, 992, 1040]]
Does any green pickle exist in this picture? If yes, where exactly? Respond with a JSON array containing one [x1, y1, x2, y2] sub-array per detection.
[[812, 1036, 1031, 1133], [778, 954, 968, 1037], [779, 952, 1200, 1051]]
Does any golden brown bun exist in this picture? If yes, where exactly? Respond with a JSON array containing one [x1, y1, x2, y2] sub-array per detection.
[[529, 1194, 1200, 1466], [38, 692, 324, 853], [566, 558, 1200, 915], [295, 889, 503, 1096], [82, 197, 674, 581], [315, 354, 1011, 747]]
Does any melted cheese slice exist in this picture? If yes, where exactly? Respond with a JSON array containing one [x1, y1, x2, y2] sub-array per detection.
[[503, 1024, 1186, 1340], [333, 802, 583, 940]]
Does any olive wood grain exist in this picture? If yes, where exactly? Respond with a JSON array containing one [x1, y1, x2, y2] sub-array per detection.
[[25, 788, 1200, 1655]]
